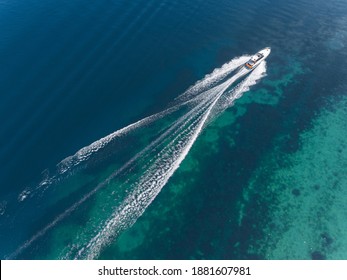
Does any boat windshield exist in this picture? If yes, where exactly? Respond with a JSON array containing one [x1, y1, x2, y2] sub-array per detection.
[[247, 60, 255, 65], [254, 53, 264, 62]]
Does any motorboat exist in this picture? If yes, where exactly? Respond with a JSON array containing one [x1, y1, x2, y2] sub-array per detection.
[[245, 47, 271, 70]]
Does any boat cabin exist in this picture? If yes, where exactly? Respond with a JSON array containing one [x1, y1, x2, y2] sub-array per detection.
[[245, 52, 264, 69]]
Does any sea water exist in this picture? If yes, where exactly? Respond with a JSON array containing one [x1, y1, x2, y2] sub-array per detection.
[[1, 0, 347, 259]]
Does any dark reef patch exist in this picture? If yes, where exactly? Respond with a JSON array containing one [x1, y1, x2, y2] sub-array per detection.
[[291, 188, 301, 196], [320, 232, 334, 248], [311, 251, 326, 260]]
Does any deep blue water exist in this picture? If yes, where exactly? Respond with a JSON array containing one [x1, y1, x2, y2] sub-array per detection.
[[1, 0, 347, 259]]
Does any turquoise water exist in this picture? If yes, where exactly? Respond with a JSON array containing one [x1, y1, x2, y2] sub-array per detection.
[[1, 0, 347, 259]]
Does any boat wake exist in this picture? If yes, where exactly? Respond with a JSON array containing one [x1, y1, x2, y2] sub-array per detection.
[[5, 55, 267, 259]]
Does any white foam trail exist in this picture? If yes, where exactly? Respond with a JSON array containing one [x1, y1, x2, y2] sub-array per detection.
[[175, 55, 250, 102], [77, 87, 227, 259], [73, 67, 264, 259], [57, 55, 248, 176], [10, 54, 268, 259], [18, 57, 249, 202], [18, 98, 198, 202], [210, 61, 267, 121], [7, 91, 216, 259], [10, 79, 228, 259]]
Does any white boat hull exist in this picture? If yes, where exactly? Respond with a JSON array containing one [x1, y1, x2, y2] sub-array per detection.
[[244, 47, 271, 70]]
